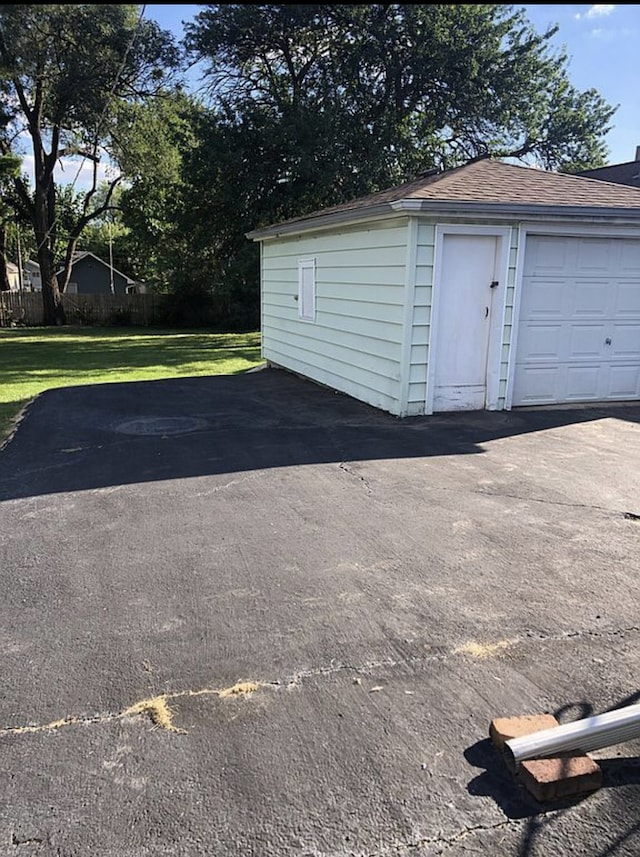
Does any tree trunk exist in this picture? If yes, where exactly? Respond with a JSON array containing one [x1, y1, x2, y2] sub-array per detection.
[[39, 247, 66, 325], [0, 224, 10, 292], [34, 185, 66, 325]]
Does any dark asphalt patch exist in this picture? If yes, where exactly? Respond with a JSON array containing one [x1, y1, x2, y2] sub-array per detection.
[[114, 416, 210, 436]]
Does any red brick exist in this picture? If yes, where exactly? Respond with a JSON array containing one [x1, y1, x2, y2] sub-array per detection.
[[518, 754, 603, 802], [489, 714, 559, 751]]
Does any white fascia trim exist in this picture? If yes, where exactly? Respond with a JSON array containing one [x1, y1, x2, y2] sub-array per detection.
[[517, 221, 640, 239]]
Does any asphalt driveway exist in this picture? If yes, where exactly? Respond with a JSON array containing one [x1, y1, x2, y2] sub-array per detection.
[[1, 367, 639, 856]]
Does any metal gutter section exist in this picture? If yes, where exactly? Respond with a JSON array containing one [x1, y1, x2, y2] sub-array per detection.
[[392, 200, 640, 222], [505, 702, 640, 770]]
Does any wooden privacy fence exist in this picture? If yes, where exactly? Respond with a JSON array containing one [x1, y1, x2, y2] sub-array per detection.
[[0, 291, 167, 327]]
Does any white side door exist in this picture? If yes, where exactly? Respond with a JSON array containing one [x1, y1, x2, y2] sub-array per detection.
[[432, 233, 500, 411]]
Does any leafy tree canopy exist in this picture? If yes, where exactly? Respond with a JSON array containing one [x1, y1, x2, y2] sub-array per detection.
[[186, 4, 616, 190], [115, 89, 202, 289]]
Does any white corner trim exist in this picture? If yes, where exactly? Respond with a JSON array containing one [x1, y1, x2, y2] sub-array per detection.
[[398, 218, 419, 416], [505, 225, 526, 410]]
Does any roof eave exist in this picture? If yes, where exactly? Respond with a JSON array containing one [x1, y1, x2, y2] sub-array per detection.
[[246, 203, 398, 241], [247, 198, 640, 242]]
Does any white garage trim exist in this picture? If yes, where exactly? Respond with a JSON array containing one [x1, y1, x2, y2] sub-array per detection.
[[426, 224, 511, 414], [506, 223, 640, 408], [398, 217, 419, 416]]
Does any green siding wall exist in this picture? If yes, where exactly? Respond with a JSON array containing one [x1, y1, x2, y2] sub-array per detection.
[[262, 219, 409, 414]]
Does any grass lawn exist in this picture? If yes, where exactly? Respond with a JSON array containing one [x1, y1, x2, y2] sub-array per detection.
[[0, 326, 262, 444]]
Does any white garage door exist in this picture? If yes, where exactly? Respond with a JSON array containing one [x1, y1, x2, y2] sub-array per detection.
[[513, 234, 640, 406]]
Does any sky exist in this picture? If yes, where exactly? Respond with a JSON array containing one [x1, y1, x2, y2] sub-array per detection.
[[521, 4, 640, 164], [25, 3, 640, 189]]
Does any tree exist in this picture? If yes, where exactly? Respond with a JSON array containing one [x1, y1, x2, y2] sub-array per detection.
[[0, 4, 179, 324], [114, 89, 201, 292], [187, 4, 615, 180], [0, 152, 22, 291], [180, 4, 616, 327]]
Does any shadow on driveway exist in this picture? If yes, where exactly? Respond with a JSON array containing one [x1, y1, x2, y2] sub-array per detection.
[[2, 367, 639, 502]]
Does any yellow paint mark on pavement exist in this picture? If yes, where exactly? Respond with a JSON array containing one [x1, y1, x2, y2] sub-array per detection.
[[0, 681, 264, 737], [455, 639, 515, 659], [123, 696, 186, 734]]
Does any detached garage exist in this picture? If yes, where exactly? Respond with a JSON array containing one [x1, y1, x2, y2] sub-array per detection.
[[247, 159, 640, 416]]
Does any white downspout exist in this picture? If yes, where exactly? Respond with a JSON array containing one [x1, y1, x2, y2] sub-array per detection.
[[505, 702, 640, 770]]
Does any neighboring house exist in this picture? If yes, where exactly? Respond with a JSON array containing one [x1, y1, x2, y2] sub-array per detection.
[[575, 147, 640, 188], [248, 158, 640, 416], [24, 259, 42, 292], [4, 261, 20, 291], [57, 251, 136, 295]]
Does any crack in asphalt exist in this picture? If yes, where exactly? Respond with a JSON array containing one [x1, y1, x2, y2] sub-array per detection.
[[11, 833, 45, 846], [346, 818, 536, 856], [426, 485, 633, 517], [0, 682, 266, 737], [287, 624, 640, 686], [523, 625, 640, 643], [2, 624, 638, 740], [399, 819, 518, 853], [339, 461, 373, 494]]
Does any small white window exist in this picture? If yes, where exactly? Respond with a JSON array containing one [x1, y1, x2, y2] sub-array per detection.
[[66, 282, 78, 294], [298, 258, 316, 321]]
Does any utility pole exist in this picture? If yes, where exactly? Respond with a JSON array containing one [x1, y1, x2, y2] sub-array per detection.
[[16, 223, 24, 292], [108, 221, 115, 295], [16, 222, 24, 316]]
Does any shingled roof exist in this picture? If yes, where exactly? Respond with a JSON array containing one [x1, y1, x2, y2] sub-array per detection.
[[248, 158, 640, 239]]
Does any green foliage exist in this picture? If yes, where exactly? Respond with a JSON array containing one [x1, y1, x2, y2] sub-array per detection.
[[112, 89, 260, 328], [115, 90, 201, 290], [186, 4, 615, 174], [0, 153, 22, 245], [0, 5, 179, 156], [74, 183, 137, 279]]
